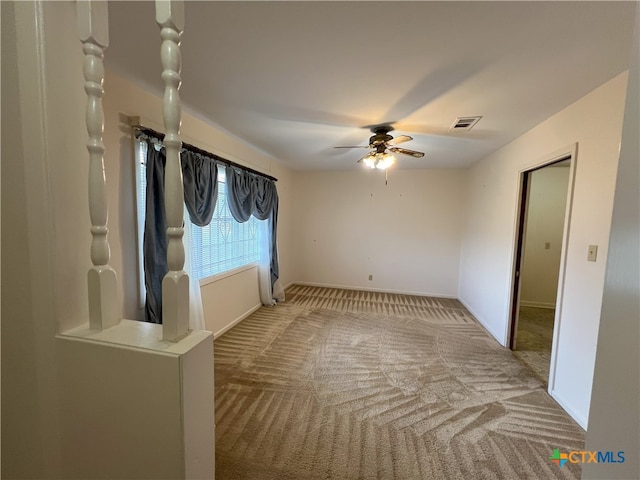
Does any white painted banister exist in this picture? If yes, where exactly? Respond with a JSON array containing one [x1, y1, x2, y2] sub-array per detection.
[[156, 0, 189, 341], [77, 0, 119, 330]]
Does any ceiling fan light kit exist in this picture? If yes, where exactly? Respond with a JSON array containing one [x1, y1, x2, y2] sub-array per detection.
[[362, 151, 396, 170], [335, 124, 425, 170]]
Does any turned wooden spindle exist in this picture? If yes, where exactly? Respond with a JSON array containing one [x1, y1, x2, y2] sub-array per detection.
[[77, 0, 119, 330], [156, 0, 189, 341]]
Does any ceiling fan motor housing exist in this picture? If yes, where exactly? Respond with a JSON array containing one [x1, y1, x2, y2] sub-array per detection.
[[369, 125, 394, 147], [333, 123, 424, 162]]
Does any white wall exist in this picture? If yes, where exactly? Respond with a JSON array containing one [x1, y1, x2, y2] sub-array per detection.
[[520, 166, 570, 307], [200, 266, 260, 336], [292, 169, 467, 297], [102, 71, 295, 331], [584, 8, 639, 479], [2, 2, 89, 476], [1, 2, 46, 475], [458, 72, 628, 428]]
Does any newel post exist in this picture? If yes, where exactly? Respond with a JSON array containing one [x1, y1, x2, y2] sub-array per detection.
[[77, 0, 119, 330], [156, 0, 189, 341]]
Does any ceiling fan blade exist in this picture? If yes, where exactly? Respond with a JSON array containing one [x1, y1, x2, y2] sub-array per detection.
[[334, 145, 371, 149], [386, 135, 412, 146], [389, 147, 425, 158]]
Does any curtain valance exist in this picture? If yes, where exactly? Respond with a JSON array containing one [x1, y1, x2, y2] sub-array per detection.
[[226, 168, 280, 289], [182, 152, 218, 226]]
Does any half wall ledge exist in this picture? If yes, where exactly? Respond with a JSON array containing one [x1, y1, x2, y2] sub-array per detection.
[[56, 320, 215, 479]]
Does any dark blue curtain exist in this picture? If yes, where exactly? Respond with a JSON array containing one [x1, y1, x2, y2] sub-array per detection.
[[143, 144, 218, 323], [143, 145, 168, 324]]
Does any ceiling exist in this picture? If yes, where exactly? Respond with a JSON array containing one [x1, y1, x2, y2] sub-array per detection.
[[106, 1, 636, 171]]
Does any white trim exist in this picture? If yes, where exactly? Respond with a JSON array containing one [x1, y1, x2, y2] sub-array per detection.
[[548, 143, 579, 394], [292, 281, 458, 299], [213, 303, 262, 339], [199, 262, 258, 287], [524, 143, 578, 172], [505, 168, 530, 347], [210, 280, 293, 339], [458, 297, 506, 346], [549, 387, 587, 430], [519, 301, 556, 309], [505, 143, 578, 392], [504, 143, 578, 346]]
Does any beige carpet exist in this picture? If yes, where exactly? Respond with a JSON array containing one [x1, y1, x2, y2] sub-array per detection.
[[513, 307, 555, 385], [215, 285, 584, 479]]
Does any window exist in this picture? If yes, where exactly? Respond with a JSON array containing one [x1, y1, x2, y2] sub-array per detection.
[[189, 171, 260, 280], [135, 139, 261, 291]]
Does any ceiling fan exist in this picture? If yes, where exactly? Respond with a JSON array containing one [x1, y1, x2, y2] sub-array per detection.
[[334, 125, 425, 169]]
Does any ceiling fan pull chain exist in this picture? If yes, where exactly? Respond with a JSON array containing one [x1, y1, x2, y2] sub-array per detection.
[[385, 169, 388, 186]]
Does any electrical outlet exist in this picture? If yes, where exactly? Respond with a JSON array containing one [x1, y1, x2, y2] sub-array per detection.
[[588, 245, 598, 262], [368, 274, 373, 281]]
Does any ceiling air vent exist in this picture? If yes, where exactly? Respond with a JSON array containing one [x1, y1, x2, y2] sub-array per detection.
[[449, 116, 482, 132]]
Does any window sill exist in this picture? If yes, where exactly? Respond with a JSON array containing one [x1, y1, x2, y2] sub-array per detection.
[[198, 262, 259, 287]]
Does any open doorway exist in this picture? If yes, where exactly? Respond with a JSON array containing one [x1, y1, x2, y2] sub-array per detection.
[[510, 156, 572, 385]]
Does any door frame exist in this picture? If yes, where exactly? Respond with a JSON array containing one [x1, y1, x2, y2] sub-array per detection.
[[508, 168, 532, 351], [507, 143, 578, 391]]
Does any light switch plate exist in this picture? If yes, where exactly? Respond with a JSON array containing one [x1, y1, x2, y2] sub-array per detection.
[[588, 245, 598, 262]]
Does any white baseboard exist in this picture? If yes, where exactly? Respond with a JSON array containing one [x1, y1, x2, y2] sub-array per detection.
[[213, 303, 262, 339], [549, 387, 588, 430], [457, 296, 507, 347], [290, 281, 458, 299], [211, 280, 295, 339], [520, 301, 556, 309]]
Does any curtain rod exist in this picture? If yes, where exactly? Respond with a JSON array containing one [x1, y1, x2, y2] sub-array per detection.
[[130, 123, 278, 183]]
